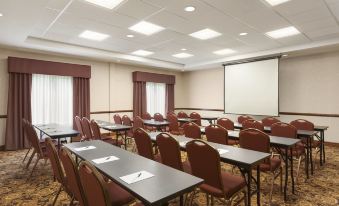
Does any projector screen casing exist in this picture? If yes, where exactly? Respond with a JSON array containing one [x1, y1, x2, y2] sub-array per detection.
[[224, 58, 279, 116]]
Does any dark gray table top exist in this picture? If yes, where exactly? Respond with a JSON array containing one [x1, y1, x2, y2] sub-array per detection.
[[64, 140, 203, 205], [96, 120, 132, 132], [201, 116, 218, 120], [34, 123, 79, 138], [177, 118, 197, 123], [143, 120, 169, 126], [148, 132, 270, 169]]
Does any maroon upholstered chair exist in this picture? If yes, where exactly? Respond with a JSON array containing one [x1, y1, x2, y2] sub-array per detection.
[[217, 118, 235, 131], [262, 117, 280, 127], [242, 119, 264, 131], [75, 116, 85, 140], [133, 128, 161, 162], [79, 161, 135, 206], [239, 129, 282, 204], [90, 120, 123, 148], [178, 111, 189, 118], [271, 122, 305, 183], [183, 122, 201, 139], [113, 114, 122, 124], [133, 116, 145, 130], [122, 115, 133, 138], [59, 147, 86, 206], [154, 113, 165, 122], [238, 115, 253, 124], [186, 140, 246, 205], [156, 133, 191, 173], [81, 117, 93, 141], [45, 138, 75, 205], [142, 113, 152, 120], [189, 112, 202, 126], [167, 114, 184, 135], [205, 124, 237, 146]]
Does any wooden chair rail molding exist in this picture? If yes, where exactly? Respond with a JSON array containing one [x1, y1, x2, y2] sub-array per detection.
[[90, 110, 133, 114], [174, 108, 339, 118], [0, 115, 8, 119]]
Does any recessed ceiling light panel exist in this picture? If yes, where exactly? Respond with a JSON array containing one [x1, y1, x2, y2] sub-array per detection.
[[172, 53, 193, 58], [129, 21, 164, 35], [185, 6, 195, 12], [264, 0, 290, 6], [189, 28, 222, 40], [265, 26, 300, 39], [239, 32, 248, 36], [0, 13, 3, 17], [131, 50, 154, 56], [213, 49, 236, 55], [79, 30, 109, 41], [84, 0, 125, 9], [126, 34, 134, 38], [181, 48, 187, 51]]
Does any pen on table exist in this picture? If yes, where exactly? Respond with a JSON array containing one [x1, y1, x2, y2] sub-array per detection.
[[132, 172, 142, 182], [105, 156, 111, 160]]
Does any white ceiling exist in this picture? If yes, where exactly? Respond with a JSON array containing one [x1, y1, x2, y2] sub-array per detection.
[[1, 0, 339, 70]]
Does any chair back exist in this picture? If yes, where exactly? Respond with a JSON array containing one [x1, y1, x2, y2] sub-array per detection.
[[189, 112, 201, 126], [133, 116, 144, 130], [81, 117, 93, 140], [167, 114, 180, 132], [205, 124, 228, 145], [239, 128, 270, 153], [113, 114, 122, 124], [26, 123, 44, 156], [90, 120, 102, 140], [183, 122, 201, 139], [156, 133, 183, 171], [133, 128, 154, 160], [177, 111, 189, 118], [122, 115, 132, 126], [154, 113, 164, 122], [79, 161, 111, 206], [22, 118, 31, 145], [186, 140, 223, 193], [238, 115, 252, 124], [142, 113, 152, 120], [262, 117, 280, 127], [45, 137, 64, 184], [75, 116, 84, 138], [271, 122, 297, 139], [216, 118, 234, 130], [290, 119, 314, 131], [242, 119, 264, 131], [60, 147, 86, 206]]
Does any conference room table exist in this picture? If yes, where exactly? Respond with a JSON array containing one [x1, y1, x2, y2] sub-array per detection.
[[33, 123, 79, 150], [177, 118, 197, 123], [143, 119, 169, 131], [201, 116, 218, 124], [148, 132, 270, 206], [199, 127, 300, 201], [233, 122, 323, 177], [96, 120, 132, 149], [64, 140, 203, 206]]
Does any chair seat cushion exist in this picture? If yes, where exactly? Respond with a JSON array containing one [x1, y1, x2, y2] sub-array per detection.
[[102, 137, 124, 147], [259, 157, 281, 172], [200, 172, 246, 198], [106, 181, 134, 206], [228, 139, 238, 146], [282, 146, 305, 157]]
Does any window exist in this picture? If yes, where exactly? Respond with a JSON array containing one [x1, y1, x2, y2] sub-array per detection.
[[31, 74, 73, 127], [146, 82, 165, 116]]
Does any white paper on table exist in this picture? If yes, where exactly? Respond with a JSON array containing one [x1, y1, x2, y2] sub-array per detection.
[[179, 141, 188, 147], [119, 171, 154, 184], [92, 156, 119, 164], [217, 148, 229, 155], [74, 145, 96, 151]]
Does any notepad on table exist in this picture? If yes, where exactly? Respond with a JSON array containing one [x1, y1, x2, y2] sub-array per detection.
[[119, 171, 154, 184], [217, 148, 229, 155], [106, 125, 117, 128], [92, 156, 119, 164], [74, 145, 96, 151]]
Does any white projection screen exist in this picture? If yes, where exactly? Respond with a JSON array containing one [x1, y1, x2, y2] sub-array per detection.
[[224, 58, 279, 116]]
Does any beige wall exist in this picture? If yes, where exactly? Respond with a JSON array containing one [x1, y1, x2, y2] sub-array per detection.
[[0, 48, 184, 146], [182, 51, 339, 143]]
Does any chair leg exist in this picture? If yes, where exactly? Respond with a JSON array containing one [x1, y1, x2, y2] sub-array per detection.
[[206, 193, 210, 206], [269, 172, 275, 206], [280, 166, 283, 192], [26, 150, 36, 169], [295, 156, 302, 184], [243, 189, 248, 206], [28, 157, 40, 179], [189, 190, 197, 206], [69, 196, 75, 206], [52, 185, 63, 206], [211, 196, 214, 206], [22, 147, 31, 163]]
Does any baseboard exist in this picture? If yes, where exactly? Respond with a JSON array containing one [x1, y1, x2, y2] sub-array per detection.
[[0, 145, 5, 151], [325, 142, 339, 147]]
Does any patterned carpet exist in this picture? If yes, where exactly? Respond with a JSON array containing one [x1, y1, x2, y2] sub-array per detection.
[[0, 144, 338, 206]]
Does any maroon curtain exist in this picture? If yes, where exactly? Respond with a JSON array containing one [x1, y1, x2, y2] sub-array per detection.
[[73, 77, 90, 127], [5, 73, 32, 150], [133, 81, 147, 117], [165, 84, 174, 114]]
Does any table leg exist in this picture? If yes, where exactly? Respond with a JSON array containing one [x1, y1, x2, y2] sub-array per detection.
[[321, 130, 325, 164], [57, 138, 61, 151], [284, 147, 288, 201], [257, 166, 260, 206], [180, 195, 183, 206], [310, 138, 314, 175], [305, 137, 309, 179], [124, 130, 127, 150], [247, 169, 252, 206], [290, 148, 295, 194]]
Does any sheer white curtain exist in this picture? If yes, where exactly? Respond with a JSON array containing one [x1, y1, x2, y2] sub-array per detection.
[[146, 82, 165, 116], [31, 74, 73, 127]]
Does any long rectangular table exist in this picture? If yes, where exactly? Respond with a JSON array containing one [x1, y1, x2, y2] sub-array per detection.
[[143, 119, 169, 131], [148, 132, 270, 206], [33, 123, 79, 150], [201, 116, 218, 124], [64, 140, 203, 206], [96, 120, 132, 149]]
